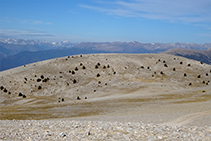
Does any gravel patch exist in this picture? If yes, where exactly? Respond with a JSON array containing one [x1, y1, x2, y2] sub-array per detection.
[[1, 119, 211, 140]]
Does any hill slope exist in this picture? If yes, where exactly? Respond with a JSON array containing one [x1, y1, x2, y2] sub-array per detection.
[[161, 48, 211, 65], [0, 54, 211, 126]]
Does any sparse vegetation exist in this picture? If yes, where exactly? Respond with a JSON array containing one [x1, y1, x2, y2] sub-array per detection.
[[18, 93, 23, 96], [3, 88, 7, 93], [41, 75, 44, 79], [37, 78, 41, 82], [77, 96, 81, 100], [0, 86, 4, 90], [164, 64, 168, 67], [73, 79, 77, 84], [38, 86, 42, 90]]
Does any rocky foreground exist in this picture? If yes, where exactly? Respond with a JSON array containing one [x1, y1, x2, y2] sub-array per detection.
[[1, 119, 211, 140]]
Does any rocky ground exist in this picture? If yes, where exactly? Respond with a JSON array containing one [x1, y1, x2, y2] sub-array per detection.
[[0, 54, 211, 140], [1, 119, 211, 140]]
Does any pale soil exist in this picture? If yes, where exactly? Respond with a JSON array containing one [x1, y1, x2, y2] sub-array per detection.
[[0, 54, 211, 140]]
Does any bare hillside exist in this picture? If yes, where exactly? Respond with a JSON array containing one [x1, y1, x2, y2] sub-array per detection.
[[161, 48, 211, 65], [0, 54, 211, 126]]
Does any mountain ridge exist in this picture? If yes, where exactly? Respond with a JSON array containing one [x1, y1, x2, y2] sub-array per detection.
[[161, 48, 211, 65]]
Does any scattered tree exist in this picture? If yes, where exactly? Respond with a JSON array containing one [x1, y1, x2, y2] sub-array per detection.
[[38, 86, 42, 90], [73, 79, 77, 84]]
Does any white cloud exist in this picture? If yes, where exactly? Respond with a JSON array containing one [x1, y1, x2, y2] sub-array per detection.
[[0, 17, 52, 25], [0, 29, 55, 40], [80, 0, 211, 23]]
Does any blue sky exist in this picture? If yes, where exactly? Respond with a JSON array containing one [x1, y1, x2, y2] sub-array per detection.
[[0, 0, 211, 43]]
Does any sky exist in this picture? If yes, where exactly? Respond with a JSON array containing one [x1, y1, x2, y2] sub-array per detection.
[[0, 0, 211, 43]]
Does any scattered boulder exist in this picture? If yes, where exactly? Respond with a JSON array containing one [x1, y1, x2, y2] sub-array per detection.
[[82, 66, 86, 69], [24, 78, 27, 81], [180, 62, 183, 64], [188, 64, 191, 66], [164, 64, 168, 67], [62, 98, 64, 102], [75, 67, 78, 71], [107, 65, 110, 68], [95, 65, 98, 69], [189, 83, 192, 86], [97, 73, 100, 77], [197, 75, 201, 78], [173, 68, 176, 71], [77, 96, 81, 100], [184, 73, 187, 77], [23, 95, 26, 98]]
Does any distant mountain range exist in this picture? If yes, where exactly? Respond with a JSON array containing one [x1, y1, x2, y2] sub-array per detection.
[[0, 38, 211, 71]]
